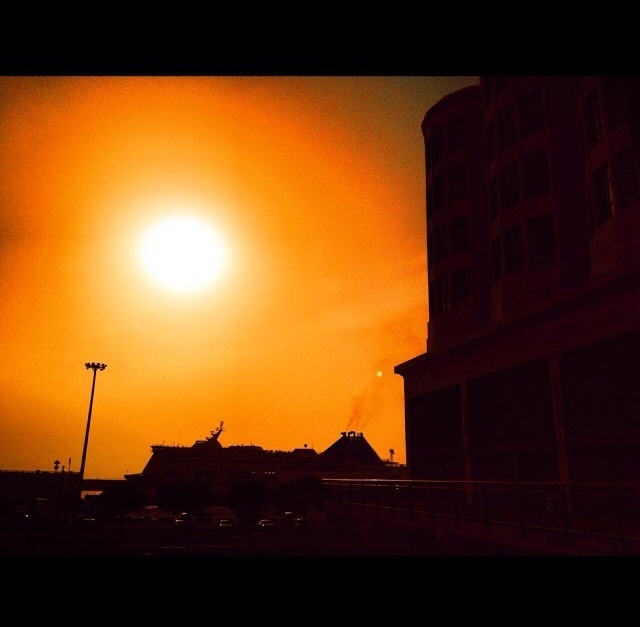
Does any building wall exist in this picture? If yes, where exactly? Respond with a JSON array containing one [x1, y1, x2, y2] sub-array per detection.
[[424, 85, 490, 351], [396, 76, 640, 483], [0, 470, 77, 510], [483, 76, 592, 323]]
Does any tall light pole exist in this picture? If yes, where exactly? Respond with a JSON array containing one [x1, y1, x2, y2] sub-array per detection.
[[77, 362, 107, 513]]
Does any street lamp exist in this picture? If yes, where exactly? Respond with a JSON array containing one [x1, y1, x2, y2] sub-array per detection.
[[77, 362, 107, 513]]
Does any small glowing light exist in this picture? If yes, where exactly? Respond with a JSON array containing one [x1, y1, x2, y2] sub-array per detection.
[[376, 370, 383, 378]]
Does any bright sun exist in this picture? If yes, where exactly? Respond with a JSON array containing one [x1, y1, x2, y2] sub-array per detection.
[[140, 215, 226, 293]]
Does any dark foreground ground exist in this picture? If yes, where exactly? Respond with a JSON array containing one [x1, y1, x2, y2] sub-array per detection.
[[0, 515, 460, 557]]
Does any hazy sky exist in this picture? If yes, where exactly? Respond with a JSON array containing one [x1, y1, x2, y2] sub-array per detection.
[[0, 75, 478, 478]]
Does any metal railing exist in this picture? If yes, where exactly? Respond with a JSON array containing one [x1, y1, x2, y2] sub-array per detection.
[[322, 478, 640, 555]]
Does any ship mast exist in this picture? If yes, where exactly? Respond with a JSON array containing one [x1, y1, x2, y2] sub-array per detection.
[[208, 421, 225, 440]]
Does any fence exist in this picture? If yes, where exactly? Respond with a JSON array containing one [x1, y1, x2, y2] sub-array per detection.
[[322, 478, 640, 555]]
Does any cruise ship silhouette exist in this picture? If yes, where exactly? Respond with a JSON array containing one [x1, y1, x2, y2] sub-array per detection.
[[123, 422, 406, 497]]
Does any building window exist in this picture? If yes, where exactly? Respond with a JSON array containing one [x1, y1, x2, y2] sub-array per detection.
[[500, 161, 520, 211], [428, 280, 435, 318], [451, 216, 470, 254], [519, 90, 545, 137], [488, 175, 499, 221], [527, 213, 556, 266], [434, 223, 448, 263], [486, 121, 495, 163], [491, 236, 502, 282], [591, 162, 614, 227], [452, 267, 472, 307], [433, 175, 446, 213], [483, 77, 493, 106], [503, 223, 525, 274], [522, 150, 550, 200], [615, 147, 640, 208], [431, 126, 445, 165], [496, 103, 517, 151], [584, 88, 603, 149], [448, 164, 467, 202], [434, 275, 450, 313], [447, 117, 466, 155]]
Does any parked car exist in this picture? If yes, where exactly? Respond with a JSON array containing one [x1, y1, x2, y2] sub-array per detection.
[[174, 512, 192, 526], [257, 518, 276, 529], [282, 511, 306, 527], [11, 510, 29, 522], [218, 518, 235, 529]]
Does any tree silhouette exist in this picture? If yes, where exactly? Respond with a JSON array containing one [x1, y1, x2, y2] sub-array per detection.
[[228, 480, 267, 528], [292, 475, 323, 514], [95, 482, 147, 541], [157, 479, 210, 513], [96, 482, 147, 519], [273, 475, 323, 515]]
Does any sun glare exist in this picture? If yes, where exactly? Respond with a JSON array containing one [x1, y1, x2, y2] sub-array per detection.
[[140, 215, 226, 293]]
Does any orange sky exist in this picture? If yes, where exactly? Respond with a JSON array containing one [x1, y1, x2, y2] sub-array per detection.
[[0, 75, 478, 478]]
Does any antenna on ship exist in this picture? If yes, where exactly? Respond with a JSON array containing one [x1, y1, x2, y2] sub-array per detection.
[[207, 421, 226, 440]]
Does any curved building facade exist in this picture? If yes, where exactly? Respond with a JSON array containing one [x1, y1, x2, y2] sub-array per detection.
[[423, 85, 490, 351], [396, 76, 640, 483]]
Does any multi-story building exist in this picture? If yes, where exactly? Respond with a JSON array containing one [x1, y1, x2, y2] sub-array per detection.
[[395, 76, 640, 483]]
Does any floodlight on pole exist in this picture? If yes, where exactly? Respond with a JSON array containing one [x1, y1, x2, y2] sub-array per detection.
[[78, 362, 107, 508]]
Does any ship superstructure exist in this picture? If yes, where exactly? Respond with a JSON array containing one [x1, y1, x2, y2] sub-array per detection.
[[124, 423, 405, 496]]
